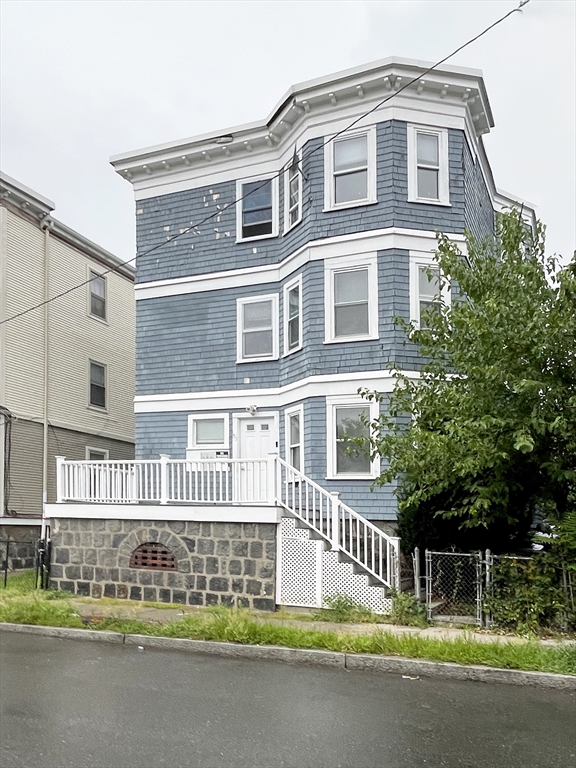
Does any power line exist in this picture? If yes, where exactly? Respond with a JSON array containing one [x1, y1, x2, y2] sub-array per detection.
[[0, 0, 530, 327]]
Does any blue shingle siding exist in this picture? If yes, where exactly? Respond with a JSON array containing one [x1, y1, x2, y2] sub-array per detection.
[[134, 121, 476, 285], [463, 140, 495, 241]]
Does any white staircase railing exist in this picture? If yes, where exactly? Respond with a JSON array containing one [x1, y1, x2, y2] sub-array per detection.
[[56, 454, 400, 589], [274, 456, 400, 590]]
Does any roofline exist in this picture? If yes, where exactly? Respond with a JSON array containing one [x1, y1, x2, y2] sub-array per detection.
[[0, 171, 134, 280], [110, 56, 494, 167]]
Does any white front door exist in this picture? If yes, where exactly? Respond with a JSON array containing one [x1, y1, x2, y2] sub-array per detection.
[[236, 416, 278, 501]]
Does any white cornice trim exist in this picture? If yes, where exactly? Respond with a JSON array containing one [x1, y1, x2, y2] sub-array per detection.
[[135, 227, 467, 301], [134, 369, 420, 413]]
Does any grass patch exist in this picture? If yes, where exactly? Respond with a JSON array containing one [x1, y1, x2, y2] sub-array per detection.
[[0, 570, 38, 595], [1, 585, 574, 676]]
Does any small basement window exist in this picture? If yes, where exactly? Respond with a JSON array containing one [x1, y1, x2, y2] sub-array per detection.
[[130, 543, 177, 571]]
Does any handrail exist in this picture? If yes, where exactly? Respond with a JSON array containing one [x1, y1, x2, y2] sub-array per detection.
[[55, 454, 400, 589]]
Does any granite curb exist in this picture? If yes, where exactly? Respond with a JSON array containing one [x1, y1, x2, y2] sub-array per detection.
[[1, 622, 574, 689]]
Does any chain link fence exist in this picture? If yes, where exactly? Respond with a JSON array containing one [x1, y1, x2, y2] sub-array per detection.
[[425, 550, 484, 625]]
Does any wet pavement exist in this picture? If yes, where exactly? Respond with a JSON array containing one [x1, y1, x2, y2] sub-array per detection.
[[1, 632, 574, 768]]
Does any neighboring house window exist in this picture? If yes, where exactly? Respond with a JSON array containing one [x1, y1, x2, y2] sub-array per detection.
[[86, 447, 109, 460], [187, 414, 229, 449], [285, 405, 303, 472], [237, 295, 279, 362], [324, 128, 377, 210], [236, 176, 278, 241], [283, 275, 302, 355], [326, 396, 380, 479], [89, 361, 106, 409], [409, 254, 451, 327], [324, 254, 378, 343], [407, 125, 450, 206], [284, 156, 302, 231], [89, 272, 106, 320]]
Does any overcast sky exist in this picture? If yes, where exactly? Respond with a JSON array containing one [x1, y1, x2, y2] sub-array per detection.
[[1, 0, 574, 264]]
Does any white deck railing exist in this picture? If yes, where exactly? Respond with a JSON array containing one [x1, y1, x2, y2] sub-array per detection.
[[55, 454, 400, 589]]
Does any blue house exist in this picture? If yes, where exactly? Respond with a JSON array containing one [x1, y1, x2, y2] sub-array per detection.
[[47, 58, 534, 611]]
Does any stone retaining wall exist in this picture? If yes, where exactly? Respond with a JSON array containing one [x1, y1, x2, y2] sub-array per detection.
[[50, 519, 276, 611]]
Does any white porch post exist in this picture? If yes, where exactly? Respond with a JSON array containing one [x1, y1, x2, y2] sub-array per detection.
[[267, 452, 278, 504], [55, 456, 65, 502], [159, 454, 169, 505], [329, 491, 340, 551], [390, 537, 401, 589]]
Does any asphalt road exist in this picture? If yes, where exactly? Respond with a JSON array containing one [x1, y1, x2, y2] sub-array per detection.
[[0, 633, 574, 768]]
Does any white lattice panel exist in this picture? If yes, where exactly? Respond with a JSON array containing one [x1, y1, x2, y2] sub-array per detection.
[[279, 517, 392, 614]]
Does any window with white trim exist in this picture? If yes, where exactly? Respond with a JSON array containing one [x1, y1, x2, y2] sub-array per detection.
[[409, 254, 451, 328], [89, 272, 106, 320], [285, 405, 303, 472], [283, 275, 302, 355], [86, 447, 109, 461], [236, 176, 278, 241], [284, 157, 302, 231], [407, 125, 450, 206], [89, 361, 106, 409], [326, 396, 379, 478], [187, 414, 229, 449], [325, 254, 378, 343], [237, 295, 279, 362], [324, 128, 377, 210]]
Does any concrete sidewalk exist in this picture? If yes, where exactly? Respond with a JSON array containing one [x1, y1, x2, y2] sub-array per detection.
[[70, 599, 575, 647]]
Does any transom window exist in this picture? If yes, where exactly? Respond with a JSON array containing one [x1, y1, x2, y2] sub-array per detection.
[[237, 295, 279, 363], [89, 272, 106, 320], [324, 128, 377, 211], [237, 177, 278, 241], [89, 361, 106, 409], [407, 125, 450, 206]]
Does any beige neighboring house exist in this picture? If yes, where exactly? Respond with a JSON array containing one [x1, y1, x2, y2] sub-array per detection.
[[0, 172, 135, 541]]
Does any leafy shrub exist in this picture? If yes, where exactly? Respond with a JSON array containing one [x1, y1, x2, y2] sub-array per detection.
[[388, 589, 427, 627], [313, 594, 376, 623]]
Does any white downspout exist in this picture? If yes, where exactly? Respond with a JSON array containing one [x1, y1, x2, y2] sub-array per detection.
[[40, 216, 51, 540]]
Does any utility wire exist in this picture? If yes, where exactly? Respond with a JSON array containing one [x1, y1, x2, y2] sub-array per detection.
[[0, 0, 530, 327]]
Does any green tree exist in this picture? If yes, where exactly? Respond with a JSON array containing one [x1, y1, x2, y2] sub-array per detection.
[[363, 210, 576, 553]]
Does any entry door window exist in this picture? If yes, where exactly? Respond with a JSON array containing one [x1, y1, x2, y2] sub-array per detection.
[[239, 417, 276, 459]]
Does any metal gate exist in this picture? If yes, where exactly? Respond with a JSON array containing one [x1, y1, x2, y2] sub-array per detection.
[[425, 550, 483, 625]]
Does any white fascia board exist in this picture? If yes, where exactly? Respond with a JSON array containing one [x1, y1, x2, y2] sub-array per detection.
[[0, 517, 42, 526], [134, 369, 421, 413], [135, 227, 467, 301], [46, 503, 282, 523]]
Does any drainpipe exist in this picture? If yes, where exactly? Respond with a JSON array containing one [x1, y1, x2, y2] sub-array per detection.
[[39, 215, 51, 540]]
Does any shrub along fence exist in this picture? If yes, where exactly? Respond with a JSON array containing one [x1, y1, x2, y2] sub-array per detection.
[[421, 549, 576, 631]]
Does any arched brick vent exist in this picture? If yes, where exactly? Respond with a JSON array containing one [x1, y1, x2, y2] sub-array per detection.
[[129, 543, 177, 571]]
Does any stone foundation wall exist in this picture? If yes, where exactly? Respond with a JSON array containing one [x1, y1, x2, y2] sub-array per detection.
[[50, 519, 277, 611]]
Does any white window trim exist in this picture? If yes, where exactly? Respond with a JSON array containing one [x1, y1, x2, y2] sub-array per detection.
[[187, 413, 230, 450], [283, 152, 303, 233], [85, 447, 109, 461], [409, 252, 452, 328], [326, 395, 380, 480], [284, 403, 304, 473], [236, 174, 279, 243], [87, 267, 107, 324], [283, 274, 303, 357], [324, 253, 378, 344], [236, 294, 279, 363], [407, 124, 450, 207], [88, 359, 107, 412], [324, 126, 377, 212]]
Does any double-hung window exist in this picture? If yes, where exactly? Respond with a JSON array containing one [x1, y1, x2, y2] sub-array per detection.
[[237, 295, 279, 363], [407, 125, 450, 205], [236, 176, 278, 241], [325, 254, 378, 343], [285, 405, 303, 472], [89, 361, 106, 409], [324, 128, 377, 210], [89, 272, 106, 320], [326, 396, 379, 478], [283, 275, 302, 355], [284, 157, 302, 231], [409, 254, 451, 328]]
